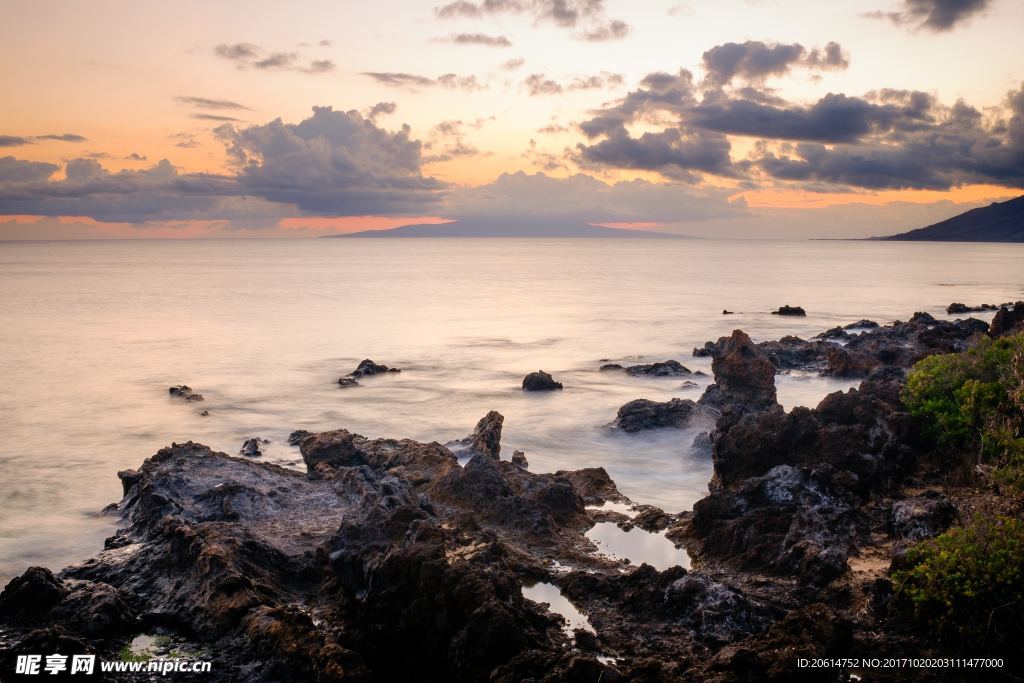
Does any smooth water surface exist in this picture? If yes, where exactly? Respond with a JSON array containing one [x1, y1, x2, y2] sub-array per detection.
[[1, 238, 1021, 582]]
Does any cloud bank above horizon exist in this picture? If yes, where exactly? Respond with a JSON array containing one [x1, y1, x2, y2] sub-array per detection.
[[0, 0, 1022, 239]]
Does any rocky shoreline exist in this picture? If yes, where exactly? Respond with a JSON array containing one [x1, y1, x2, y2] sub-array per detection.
[[2, 304, 1023, 681]]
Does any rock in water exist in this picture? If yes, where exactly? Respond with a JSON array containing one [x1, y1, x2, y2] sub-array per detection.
[[612, 398, 697, 432], [240, 438, 264, 457], [624, 360, 691, 377], [168, 385, 204, 401], [287, 430, 311, 447], [350, 359, 401, 378], [771, 305, 806, 316], [337, 376, 360, 388], [704, 330, 778, 410], [522, 370, 563, 391], [468, 410, 503, 460], [946, 302, 996, 314], [989, 301, 1024, 338]]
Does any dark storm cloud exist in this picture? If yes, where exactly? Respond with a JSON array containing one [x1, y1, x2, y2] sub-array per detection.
[[702, 40, 849, 87], [175, 96, 249, 110], [865, 0, 991, 31], [364, 72, 484, 91], [447, 33, 512, 46], [577, 19, 629, 42], [0, 107, 447, 223]]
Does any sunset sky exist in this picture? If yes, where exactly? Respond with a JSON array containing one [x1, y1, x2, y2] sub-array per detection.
[[1, 0, 1022, 238]]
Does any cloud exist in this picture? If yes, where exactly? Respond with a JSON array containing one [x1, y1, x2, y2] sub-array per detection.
[[0, 136, 32, 147], [216, 106, 445, 214], [0, 156, 59, 182], [423, 119, 489, 162], [701, 40, 849, 88], [36, 134, 88, 143], [446, 33, 512, 46], [445, 171, 746, 227], [501, 57, 525, 70], [365, 102, 398, 120], [0, 107, 447, 224], [214, 43, 261, 61], [128, 153, 147, 161], [175, 96, 249, 110], [865, 0, 991, 31], [192, 113, 245, 122], [363, 72, 485, 91], [435, 0, 604, 26], [577, 65, 1024, 191], [523, 71, 622, 95], [523, 74, 563, 95], [577, 19, 629, 41], [433, 0, 629, 40], [213, 43, 335, 74], [1, 134, 87, 146]]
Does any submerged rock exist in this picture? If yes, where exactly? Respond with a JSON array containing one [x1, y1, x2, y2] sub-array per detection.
[[522, 370, 563, 391], [599, 363, 623, 371]]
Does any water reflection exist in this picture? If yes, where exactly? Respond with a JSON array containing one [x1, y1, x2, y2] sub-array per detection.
[[586, 521, 690, 571], [521, 581, 595, 634]]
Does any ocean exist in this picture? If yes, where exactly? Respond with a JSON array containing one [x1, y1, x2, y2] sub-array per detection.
[[0, 237, 1021, 583]]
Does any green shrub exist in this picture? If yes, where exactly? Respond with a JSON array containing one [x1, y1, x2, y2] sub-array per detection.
[[903, 334, 1024, 482], [893, 515, 1024, 649]]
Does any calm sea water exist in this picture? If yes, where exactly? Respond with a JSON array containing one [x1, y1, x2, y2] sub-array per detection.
[[1, 238, 1021, 583]]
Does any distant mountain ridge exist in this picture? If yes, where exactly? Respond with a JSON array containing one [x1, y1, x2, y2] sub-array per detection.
[[322, 219, 687, 239], [880, 195, 1024, 242]]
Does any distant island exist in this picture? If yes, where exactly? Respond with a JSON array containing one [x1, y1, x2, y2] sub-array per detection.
[[323, 219, 687, 239], [878, 194, 1024, 242]]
